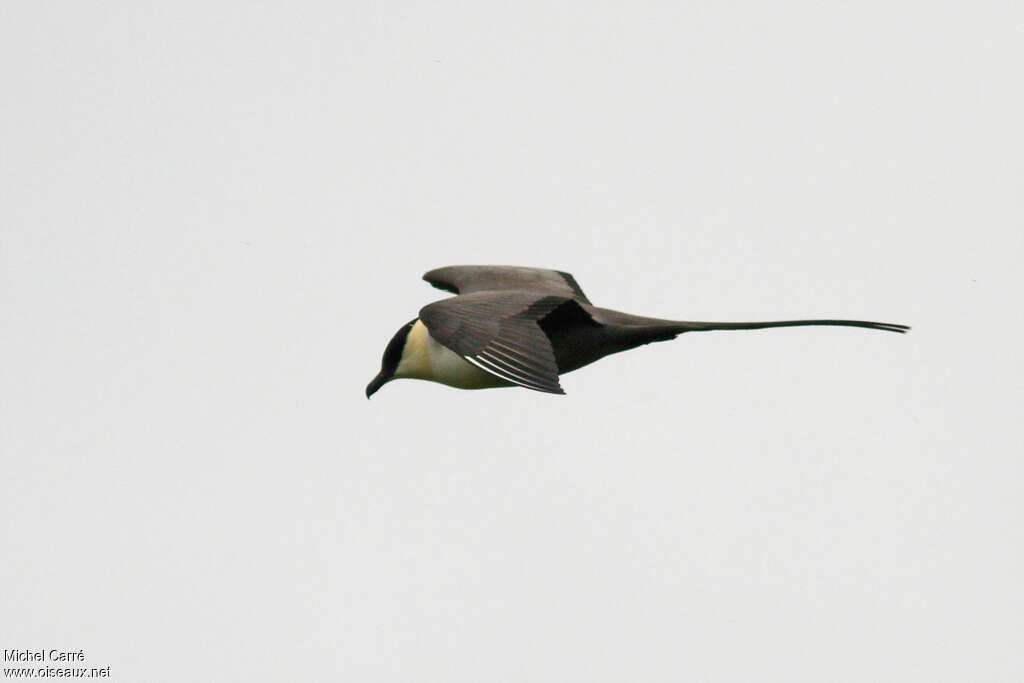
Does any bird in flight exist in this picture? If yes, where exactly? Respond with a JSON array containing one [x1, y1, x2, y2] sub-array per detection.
[[366, 265, 908, 397]]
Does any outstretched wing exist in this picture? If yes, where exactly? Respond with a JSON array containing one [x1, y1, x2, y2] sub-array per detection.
[[423, 265, 591, 304], [419, 291, 571, 394]]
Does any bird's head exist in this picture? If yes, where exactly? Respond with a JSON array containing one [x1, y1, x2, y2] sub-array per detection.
[[366, 319, 417, 398]]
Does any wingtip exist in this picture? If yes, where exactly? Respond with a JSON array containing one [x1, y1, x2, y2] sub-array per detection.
[[422, 268, 458, 294]]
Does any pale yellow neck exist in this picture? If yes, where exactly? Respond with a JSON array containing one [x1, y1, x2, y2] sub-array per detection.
[[395, 320, 433, 379], [395, 320, 510, 389]]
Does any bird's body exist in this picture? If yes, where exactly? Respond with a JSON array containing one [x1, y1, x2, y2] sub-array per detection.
[[366, 265, 909, 397]]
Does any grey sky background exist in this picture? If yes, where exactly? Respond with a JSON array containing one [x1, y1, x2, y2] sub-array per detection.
[[3, 2, 1022, 681]]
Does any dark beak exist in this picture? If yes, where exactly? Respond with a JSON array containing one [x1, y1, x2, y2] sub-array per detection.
[[365, 373, 387, 399]]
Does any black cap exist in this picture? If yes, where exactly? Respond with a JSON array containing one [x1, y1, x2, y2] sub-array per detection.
[[366, 319, 416, 398]]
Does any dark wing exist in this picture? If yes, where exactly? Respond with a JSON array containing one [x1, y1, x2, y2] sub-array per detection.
[[419, 291, 571, 394], [423, 265, 591, 304]]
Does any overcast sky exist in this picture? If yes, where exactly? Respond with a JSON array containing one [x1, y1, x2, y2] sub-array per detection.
[[3, 2, 1022, 681]]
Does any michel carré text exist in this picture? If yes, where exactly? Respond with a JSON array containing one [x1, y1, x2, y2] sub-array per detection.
[[4, 649, 44, 662]]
